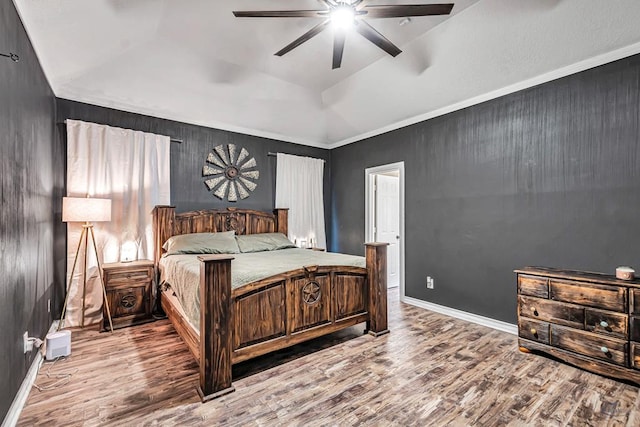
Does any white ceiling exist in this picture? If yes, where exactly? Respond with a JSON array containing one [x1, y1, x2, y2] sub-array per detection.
[[13, 0, 640, 148]]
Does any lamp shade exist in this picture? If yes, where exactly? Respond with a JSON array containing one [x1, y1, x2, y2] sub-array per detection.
[[62, 197, 112, 222]]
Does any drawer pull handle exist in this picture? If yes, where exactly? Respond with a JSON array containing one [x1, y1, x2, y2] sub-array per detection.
[[600, 346, 609, 354], [530, 328, 537, 336], [126, 274, 132, 279], [531, 307, 538, 316], [599, 321, 609, 328]]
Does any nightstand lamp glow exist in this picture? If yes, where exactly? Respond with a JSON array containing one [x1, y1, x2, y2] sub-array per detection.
[[60, 196, 114, 332]]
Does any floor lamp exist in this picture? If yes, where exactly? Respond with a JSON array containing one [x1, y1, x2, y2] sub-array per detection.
[[59, 196, 114, 333]]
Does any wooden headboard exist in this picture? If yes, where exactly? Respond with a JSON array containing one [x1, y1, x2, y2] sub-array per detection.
[[151, 206, 288, 264]]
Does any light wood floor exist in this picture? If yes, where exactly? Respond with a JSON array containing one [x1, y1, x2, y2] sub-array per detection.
[[19, 288, 640, 426]]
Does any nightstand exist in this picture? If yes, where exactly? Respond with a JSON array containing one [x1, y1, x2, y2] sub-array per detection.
[[102, 260, 154, 330]]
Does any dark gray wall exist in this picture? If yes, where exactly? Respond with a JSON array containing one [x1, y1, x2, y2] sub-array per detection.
[[331, 54, 640, 324], [0, 1, 61, 421], [56, 100, 332, 241]]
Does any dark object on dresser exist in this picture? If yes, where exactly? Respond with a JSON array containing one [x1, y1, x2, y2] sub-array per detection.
[[102, 260, 155, 330], [516, 266, 640, 385]]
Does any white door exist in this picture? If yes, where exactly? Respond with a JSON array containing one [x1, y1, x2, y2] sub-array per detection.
[[375, 174, 400, 288]]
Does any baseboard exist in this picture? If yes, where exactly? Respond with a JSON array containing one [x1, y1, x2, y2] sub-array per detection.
[[401, 296, 518, 335], [2, 321, 59, 427]]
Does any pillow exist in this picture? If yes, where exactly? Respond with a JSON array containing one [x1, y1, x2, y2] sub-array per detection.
[[162, 231, 239, 255], [235, 233, 296, 253]]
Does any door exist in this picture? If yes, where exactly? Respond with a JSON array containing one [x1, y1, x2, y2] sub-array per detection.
[[365, 162, 404, 297], [375, 174, 400, 288]]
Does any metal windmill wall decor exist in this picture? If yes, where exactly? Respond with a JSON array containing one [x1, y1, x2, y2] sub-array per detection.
[[203, 144, 259, 201]]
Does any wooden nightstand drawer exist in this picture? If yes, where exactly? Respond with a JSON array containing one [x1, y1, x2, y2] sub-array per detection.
[[105, 267, 153, 284]]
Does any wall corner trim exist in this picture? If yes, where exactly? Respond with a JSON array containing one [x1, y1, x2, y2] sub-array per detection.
[[2, 321, 58, 427], [401, 296, 517, 335]]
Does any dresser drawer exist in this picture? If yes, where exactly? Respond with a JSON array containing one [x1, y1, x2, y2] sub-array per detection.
[[550, 324, 628, 367], [585, 308, 628, 339], [630, 317, 640, 342], [632, 343, 640, 370], [518, 275, 549, 298], [105, 267, 153, 284], [630, 289, 640, 315], [518, 295, 584, 329], [549, 279, 626, 312], [518, 317, 550, 344]]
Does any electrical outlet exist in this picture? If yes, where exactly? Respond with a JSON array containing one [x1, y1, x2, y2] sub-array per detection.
[[23, 331, 30, 353], [426, 276, 434, 289]]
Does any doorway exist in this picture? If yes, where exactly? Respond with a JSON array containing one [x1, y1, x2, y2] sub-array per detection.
[[365, 162, 405, 296]]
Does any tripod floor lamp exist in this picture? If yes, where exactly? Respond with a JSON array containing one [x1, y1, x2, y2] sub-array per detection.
[[60, 196, 114, 333]]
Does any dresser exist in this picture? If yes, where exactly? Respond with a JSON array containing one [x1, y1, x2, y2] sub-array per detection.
[[516, 267, 640, 384], [102, 260, 155, 330]]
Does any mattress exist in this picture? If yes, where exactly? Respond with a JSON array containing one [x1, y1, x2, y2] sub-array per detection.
[[159, 247, 366, 330]]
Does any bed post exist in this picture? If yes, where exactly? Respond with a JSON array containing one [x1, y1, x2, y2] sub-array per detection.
[[197, 255, 235, 401], [274, 208, 288, 236], [152, 205, 176, 264], [365, 242, 389, 336]]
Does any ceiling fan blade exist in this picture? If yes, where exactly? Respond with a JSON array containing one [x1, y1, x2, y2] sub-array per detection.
[[332, 31, 346, 69], [233, 10, 326, 18], [275, 20, 331, 57], [354, 20, 402, 57], [363, 4, 454, 18], [353, 0, 368, 10]]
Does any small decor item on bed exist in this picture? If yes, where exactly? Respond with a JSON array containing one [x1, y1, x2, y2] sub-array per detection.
[[616, 266, 635, 280], [203, 144, 259, 202]]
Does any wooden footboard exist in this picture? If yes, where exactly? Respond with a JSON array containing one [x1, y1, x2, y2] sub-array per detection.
[[192, 243, 387, 401], [152, 206, 388, 402]]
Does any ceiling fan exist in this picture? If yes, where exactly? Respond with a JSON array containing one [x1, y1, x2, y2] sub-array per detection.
[[233, 1, 455, 69]]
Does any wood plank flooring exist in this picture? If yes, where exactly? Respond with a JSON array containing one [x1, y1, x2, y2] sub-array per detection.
[[19, 288, 640, 426]]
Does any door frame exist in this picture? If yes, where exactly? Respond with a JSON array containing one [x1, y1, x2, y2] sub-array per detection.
[[365, 161, 405, 298]]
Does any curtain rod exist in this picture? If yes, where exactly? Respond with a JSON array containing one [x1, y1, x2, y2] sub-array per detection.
[[61, 120, 182, 143], [268, 152, 325, 162]]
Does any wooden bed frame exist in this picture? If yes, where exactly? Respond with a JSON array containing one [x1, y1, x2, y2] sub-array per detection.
[[152, 206, 388, 402]]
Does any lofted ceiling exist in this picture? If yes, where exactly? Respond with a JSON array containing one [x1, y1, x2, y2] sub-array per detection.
[[13, 0, 640, 148]]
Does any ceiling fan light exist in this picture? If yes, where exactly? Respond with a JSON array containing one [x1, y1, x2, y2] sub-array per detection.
[[331, 6, 355, 31]]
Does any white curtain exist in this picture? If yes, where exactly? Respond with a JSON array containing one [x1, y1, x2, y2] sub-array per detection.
[[275, 153, 326, 249], [65, 120, 171, 327]]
